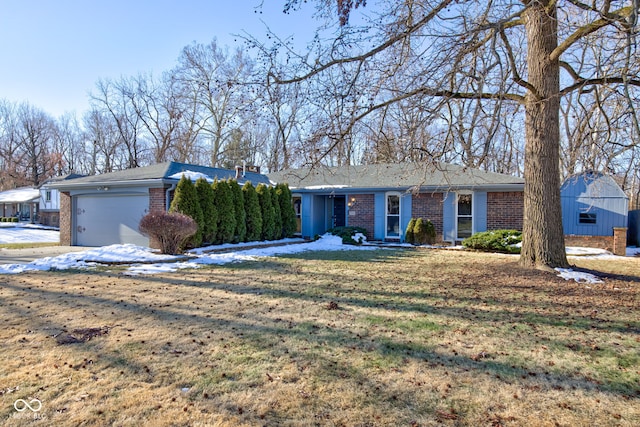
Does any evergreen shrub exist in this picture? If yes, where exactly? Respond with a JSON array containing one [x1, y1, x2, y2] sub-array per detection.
[[328, 226, 368, 245], [413, 218, 436, 245], [229, 180, 246, 243], [212, 180, 235, 244], [195, 177, 217, 244], [462, 229, 522, 254], [256, 184, 276, 240], [276, 183, 297, 238], [270, 186, 282, 240], [169, 175, 204, 247], [405, 218, 416, 244], [242, 181, 262, 242]]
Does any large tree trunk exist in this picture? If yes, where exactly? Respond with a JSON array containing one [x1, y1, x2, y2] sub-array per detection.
[[520, 1, 569, 269]]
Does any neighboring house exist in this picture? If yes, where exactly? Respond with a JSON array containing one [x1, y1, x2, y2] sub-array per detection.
[[51, 162, 271, 247], [561, 171, 628, 255], [0, 187, 40, 222], [38, 174, 85, 227], [268, 162, 525, 243]]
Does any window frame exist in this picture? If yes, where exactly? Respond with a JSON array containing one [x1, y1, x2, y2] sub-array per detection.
[[578, 212, 597, 225], [456, 192, 473, 240], [385, 192, 402, 239]]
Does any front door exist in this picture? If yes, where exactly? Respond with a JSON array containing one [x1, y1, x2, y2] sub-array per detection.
[[332, 196, 346, 228]]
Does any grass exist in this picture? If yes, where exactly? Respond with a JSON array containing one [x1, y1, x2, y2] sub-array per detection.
[[0, 249, 638, 426], [0, 242, 59, 249]]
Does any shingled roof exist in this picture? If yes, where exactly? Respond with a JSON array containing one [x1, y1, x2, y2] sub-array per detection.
[[267, 162, 524, 192], [51, 162, 271, 189]]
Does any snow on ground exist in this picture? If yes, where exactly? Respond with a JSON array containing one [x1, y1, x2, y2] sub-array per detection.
[[0, 223, 59, 243], [1, 223, 637, 283], [555, 268, 604, 284], [0, 234, 376, 275]]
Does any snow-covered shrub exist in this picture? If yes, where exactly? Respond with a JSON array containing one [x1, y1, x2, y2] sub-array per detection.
[[462, 229, 522, 254], [139, 211, 198, 255], [328, 226, 368, 245]]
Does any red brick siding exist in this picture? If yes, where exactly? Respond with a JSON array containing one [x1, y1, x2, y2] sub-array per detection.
[[149, 187, 166, 212], [412, 192, 444, 242], [487, 192, 524, 231], [347, 194, 374, 239], [59, 191, 72, 246]]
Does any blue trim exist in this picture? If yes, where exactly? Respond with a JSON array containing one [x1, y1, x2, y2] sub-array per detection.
[[374, 193, 385, 240], [474, 191, 487, 233], [442, 192, 455, 242], [401, 193, 412, 242]]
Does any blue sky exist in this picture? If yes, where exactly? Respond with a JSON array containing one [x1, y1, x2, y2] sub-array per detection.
[[0, 0, 319, 117]]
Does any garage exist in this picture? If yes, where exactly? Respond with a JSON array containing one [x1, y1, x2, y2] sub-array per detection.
[[75, 194, 149, 246]]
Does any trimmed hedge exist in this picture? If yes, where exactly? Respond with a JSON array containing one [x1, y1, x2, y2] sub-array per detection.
[[242, 181, 262, 242], [462, 229, 522, 254], [169, 175, 204, 247]]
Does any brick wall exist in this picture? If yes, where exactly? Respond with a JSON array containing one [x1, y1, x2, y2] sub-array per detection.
[[59, 191, 72, 246], [412, 192, 444, 242], [149, 187, 166, 212], [487, 192, 524, 230], [347, 194, 375, 239], [564, 235, 614, 252], [613, 227, 627, 256], [39, 211, 59, 227]]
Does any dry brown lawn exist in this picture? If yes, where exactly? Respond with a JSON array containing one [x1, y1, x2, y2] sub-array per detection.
[[0, 249, 638, 426]]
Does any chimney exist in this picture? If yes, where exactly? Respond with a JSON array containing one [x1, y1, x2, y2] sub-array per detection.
[[235, 165, 243, 180], [246, 165, 260, 174]]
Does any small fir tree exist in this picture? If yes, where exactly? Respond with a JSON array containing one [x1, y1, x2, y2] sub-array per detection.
[[212, 179, 235, 244], [256, 183, 276, 240], [242, 181, 262, 242], [169, 175, 204, 247], [195, 177, 217, 244], [228, 179, 246, 243]]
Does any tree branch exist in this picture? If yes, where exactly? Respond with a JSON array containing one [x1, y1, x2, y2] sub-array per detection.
[[269, 0, 454, 84]]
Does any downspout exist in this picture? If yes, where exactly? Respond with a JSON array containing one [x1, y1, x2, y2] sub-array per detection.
[[165, 183, 177, 211]]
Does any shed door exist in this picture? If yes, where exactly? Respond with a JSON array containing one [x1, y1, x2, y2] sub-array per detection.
[[75, 194, 149, 246]]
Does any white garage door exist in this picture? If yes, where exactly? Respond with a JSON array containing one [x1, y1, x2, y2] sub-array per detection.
[[75, 194, 149, 247]]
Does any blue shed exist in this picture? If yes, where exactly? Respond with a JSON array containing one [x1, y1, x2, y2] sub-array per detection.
[[560, 172, 628, 236]]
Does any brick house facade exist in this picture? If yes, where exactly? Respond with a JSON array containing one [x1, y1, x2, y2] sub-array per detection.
[[487, 192, 524, 230]]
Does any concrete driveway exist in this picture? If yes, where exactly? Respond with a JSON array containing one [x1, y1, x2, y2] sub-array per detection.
[[0, 246, 87, 265]]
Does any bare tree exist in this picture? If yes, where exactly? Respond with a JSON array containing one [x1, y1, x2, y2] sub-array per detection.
[[267, 0, 640, 269], [174, 40, 257, 167]]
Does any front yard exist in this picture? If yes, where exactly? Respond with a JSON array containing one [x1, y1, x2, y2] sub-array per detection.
[[1, 249, 638, 426]]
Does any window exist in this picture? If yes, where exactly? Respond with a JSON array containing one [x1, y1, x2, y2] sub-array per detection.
[[386, 193, 401, 238], [457, 193, 473, 239], [45, 190, 52, 202], [579, 212, 597, 224]]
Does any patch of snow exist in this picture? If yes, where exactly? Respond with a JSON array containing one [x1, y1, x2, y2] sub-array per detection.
[[353, 232, 367, 244], [626, 246, 640, 257], [0, 226, 59, 243], [303, 185, 348, 190], [0, 234, 375, 275], [168, 170, 213, 182], [555, 268, 603, 284]]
